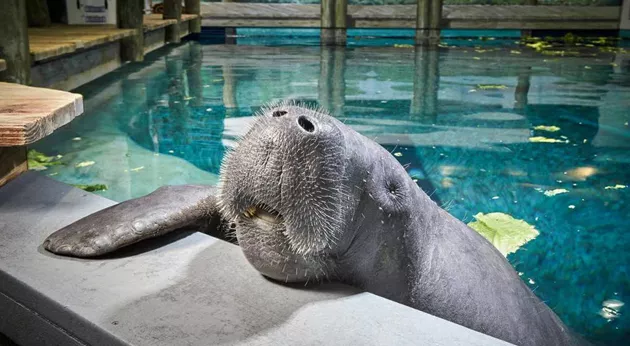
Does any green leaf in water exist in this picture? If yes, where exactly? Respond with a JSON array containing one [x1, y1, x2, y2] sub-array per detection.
[[605, 184, 627, 190], [476, 84, 508, 90], [467, 212, 540, 257], [529, 136, 569, 144], [27, 149, 63, 171], [533, 125, 560, 132], [71, 184, 108, 192]]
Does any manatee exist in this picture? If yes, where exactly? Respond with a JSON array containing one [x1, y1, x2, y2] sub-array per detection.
[[44, 103, 581, 346]]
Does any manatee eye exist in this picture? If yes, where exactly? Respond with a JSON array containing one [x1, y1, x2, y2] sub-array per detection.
[[272, 110, 287, 117]]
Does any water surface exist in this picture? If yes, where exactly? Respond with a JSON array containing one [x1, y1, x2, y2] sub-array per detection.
[[33, 40, 630, 344]]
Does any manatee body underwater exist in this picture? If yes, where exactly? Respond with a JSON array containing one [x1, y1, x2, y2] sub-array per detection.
[[44, 104, 581, 346]]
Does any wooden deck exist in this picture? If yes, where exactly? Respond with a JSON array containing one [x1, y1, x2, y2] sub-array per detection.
[[143, 14, 177, 32], [0, 82, 83, 146], [27, 14, 200, 63], [28, 25, 135, 63], [201, 3, 621, 30]]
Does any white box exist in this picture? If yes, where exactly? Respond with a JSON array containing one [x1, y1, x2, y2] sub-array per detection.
[[64, 0, 117, 25]]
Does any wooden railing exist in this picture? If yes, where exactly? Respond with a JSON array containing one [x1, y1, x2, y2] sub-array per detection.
[[200, 1, 624, 44]]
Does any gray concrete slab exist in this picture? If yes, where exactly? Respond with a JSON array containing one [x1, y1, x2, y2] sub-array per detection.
[[0, 172, 512, 346]]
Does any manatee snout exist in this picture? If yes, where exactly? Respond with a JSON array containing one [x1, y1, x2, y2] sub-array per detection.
[[218, 103, 352, 283]]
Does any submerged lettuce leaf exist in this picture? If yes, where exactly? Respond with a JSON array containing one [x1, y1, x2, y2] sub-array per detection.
[[467, 212, 540, 257]]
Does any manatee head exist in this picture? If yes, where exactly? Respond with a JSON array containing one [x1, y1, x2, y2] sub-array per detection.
[[218, 103, 417, 284]]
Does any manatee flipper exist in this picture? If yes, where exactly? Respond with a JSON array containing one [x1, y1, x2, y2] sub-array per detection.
[[43, 185, 221, 258]]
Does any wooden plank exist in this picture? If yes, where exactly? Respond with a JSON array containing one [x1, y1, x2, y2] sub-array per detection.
[[30, 41, 121, 91], [143, 14, 178, 32], [202, 19, 320, 28], [0, 82, 83, 146], [201, 3, 320, 19], [0, 146, 27, 187], [28, 25, 135, 62]]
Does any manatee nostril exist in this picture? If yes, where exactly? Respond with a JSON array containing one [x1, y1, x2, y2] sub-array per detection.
[[297, 116, 315, 133], [272, 110, 287, 117]]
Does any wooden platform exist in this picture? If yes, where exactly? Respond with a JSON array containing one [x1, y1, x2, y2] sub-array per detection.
[[143, 14, 177, 32], [201, 3, 621, 30], [28, 25, 135, 63], [0, 82, 83, 146]]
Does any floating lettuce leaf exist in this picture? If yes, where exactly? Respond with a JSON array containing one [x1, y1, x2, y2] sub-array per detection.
[[543, 189, 569, 197], [27, 150, 63, 171], [76, 161, 95, 168], [529, 136, 569, 144], [467, 212, 540, 257], [533, 125, 560, 132], [71, 184, 108, 192], [605, 184, 627, 190], [476, 84, 507, 90]]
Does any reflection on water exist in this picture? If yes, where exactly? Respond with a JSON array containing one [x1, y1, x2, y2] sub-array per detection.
[[33, 41, 630, 344]]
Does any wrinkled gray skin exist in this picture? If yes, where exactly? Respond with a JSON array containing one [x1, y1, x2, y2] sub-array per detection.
[[44, 104, 579, 346]]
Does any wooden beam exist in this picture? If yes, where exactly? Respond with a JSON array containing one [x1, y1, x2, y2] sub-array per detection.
[[0, 146, 27, 188], [321, 0, 347, 45], [26, 0, 51, 27], [0, 82, 83, 146], [321, 0, 335, 45], [335, 0, 348, 45], [185, 0, 202, 34], [0, 0, 30, 84], [415, 0, 430, 45], [164, 0, 182, 43], [118, 0, 145, 62]]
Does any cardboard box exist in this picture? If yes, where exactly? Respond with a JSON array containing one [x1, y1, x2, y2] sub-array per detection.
[[64, 0, 117, 25]]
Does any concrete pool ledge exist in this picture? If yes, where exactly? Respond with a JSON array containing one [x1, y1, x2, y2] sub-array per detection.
[[0, 172, 513, 346]]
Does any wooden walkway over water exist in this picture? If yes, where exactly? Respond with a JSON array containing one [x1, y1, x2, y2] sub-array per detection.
[[201, 3, 622, 30]]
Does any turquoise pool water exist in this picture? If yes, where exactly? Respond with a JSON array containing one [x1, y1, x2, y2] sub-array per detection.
[[33, 39, 629, 344]]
